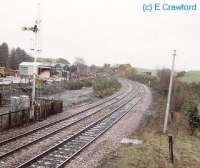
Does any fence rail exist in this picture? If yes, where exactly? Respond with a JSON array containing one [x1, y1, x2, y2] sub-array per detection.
[[35, 99, 63, 121], [0, 108, 30, 130], [0, 99, 63, 131]]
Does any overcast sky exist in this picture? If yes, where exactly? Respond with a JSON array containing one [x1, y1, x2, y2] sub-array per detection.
[[0, 0, 200, 70]]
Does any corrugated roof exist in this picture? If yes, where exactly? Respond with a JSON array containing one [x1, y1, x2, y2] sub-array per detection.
[[19, 62, 67, 68], [19, 62, 42, 66]]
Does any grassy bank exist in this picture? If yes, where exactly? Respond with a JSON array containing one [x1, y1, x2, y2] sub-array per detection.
[[97, 93, 200, 168]]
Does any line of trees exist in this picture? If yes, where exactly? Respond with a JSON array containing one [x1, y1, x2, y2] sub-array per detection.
[[0, 42, 33, 69]]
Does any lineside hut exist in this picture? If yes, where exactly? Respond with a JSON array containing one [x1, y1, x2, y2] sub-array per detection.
[[19, 62, 42, 78], [19, 62, 53, 79]]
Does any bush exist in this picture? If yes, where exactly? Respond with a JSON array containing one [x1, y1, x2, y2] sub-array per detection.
[[189, 82, 200, 95], [64, 78, 94, 90], [64, 80, 84, 90], [182, 99, 199, 134], [128, 74, 159, 90], [183, 99, 198, 119], [92, 77, 121, 98], [81, 79, 94, 87]]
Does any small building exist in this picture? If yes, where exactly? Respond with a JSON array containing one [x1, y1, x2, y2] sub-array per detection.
[[19, 62, 51, 79], [19, 62, 70, 80], [19, 62, 41, 77]]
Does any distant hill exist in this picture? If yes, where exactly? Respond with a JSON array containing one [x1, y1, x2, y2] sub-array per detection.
[[178, 71, 200, 83]]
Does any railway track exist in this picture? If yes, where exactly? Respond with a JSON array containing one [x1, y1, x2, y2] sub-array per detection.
[[17, 85, 145, 168], [0, 79, 130, 143], [0, 83, 135, 158], [0, 80, 142, 167], [0, 80, 131, 142]]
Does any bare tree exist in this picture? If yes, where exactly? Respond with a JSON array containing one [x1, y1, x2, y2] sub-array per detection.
[[172, 83, 184, 111], [8, 47, 33, 69], [73, 57, 88, 77], [74, 57, 86, 66], [0, 42, 9, 67], [158, 68, 171, 94]]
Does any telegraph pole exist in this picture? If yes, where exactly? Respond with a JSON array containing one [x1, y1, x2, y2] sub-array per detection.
[[163, 50, 176, 133], [22, 3, 41, 119]]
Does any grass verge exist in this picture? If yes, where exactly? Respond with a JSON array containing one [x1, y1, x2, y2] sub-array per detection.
[[97, 93, 200, 168]]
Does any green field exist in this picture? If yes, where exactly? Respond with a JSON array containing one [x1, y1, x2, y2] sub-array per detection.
[[178, 71, 200, 83]]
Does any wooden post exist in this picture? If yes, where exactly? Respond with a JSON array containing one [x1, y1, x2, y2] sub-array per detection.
[[0, 93, 2, 106], [168, 134, 174, 163], [1, 115, 2, 130], [8, 112, 11, 128]]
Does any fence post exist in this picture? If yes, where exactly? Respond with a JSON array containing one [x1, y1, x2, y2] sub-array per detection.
[[0, 116, 2, 130], [8, 112, 11, 128], [0, 93, 2, 106], [168, 134, 174, 164]]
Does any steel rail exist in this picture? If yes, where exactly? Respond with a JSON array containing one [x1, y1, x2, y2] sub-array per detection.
[[0, 80, 131, 146], [0, 82, 137, 160], [0, 81, 137, 161], [16, 86, 144, 168], [57, 95, 143, 168]]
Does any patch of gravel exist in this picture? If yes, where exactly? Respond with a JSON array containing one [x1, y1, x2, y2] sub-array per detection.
[[43, 87, 99, 110], [0, 87, 99, 141], [0, 79, 127, 142], [0, 87, 97, 114], [65, 83, 153, 168]]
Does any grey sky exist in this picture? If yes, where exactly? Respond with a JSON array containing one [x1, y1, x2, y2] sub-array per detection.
[[0, 0, 200, 70]]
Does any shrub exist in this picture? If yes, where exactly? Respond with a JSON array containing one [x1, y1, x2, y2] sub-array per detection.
[[92, 77, 121, 98], [183, 99, 197, 119], [81, 79, 94, 87], [182, 99, 199, 134], [128, 74, 159, 90], [64, 80, 84, 90], [189, 82, 200, 95], [64, 78, 94, 90]]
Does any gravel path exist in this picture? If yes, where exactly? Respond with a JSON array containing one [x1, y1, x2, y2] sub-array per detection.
[[65, 82, 153, 168]]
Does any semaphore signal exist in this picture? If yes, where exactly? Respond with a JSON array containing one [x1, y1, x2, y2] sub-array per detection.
[[21, 3, 41, 120]]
